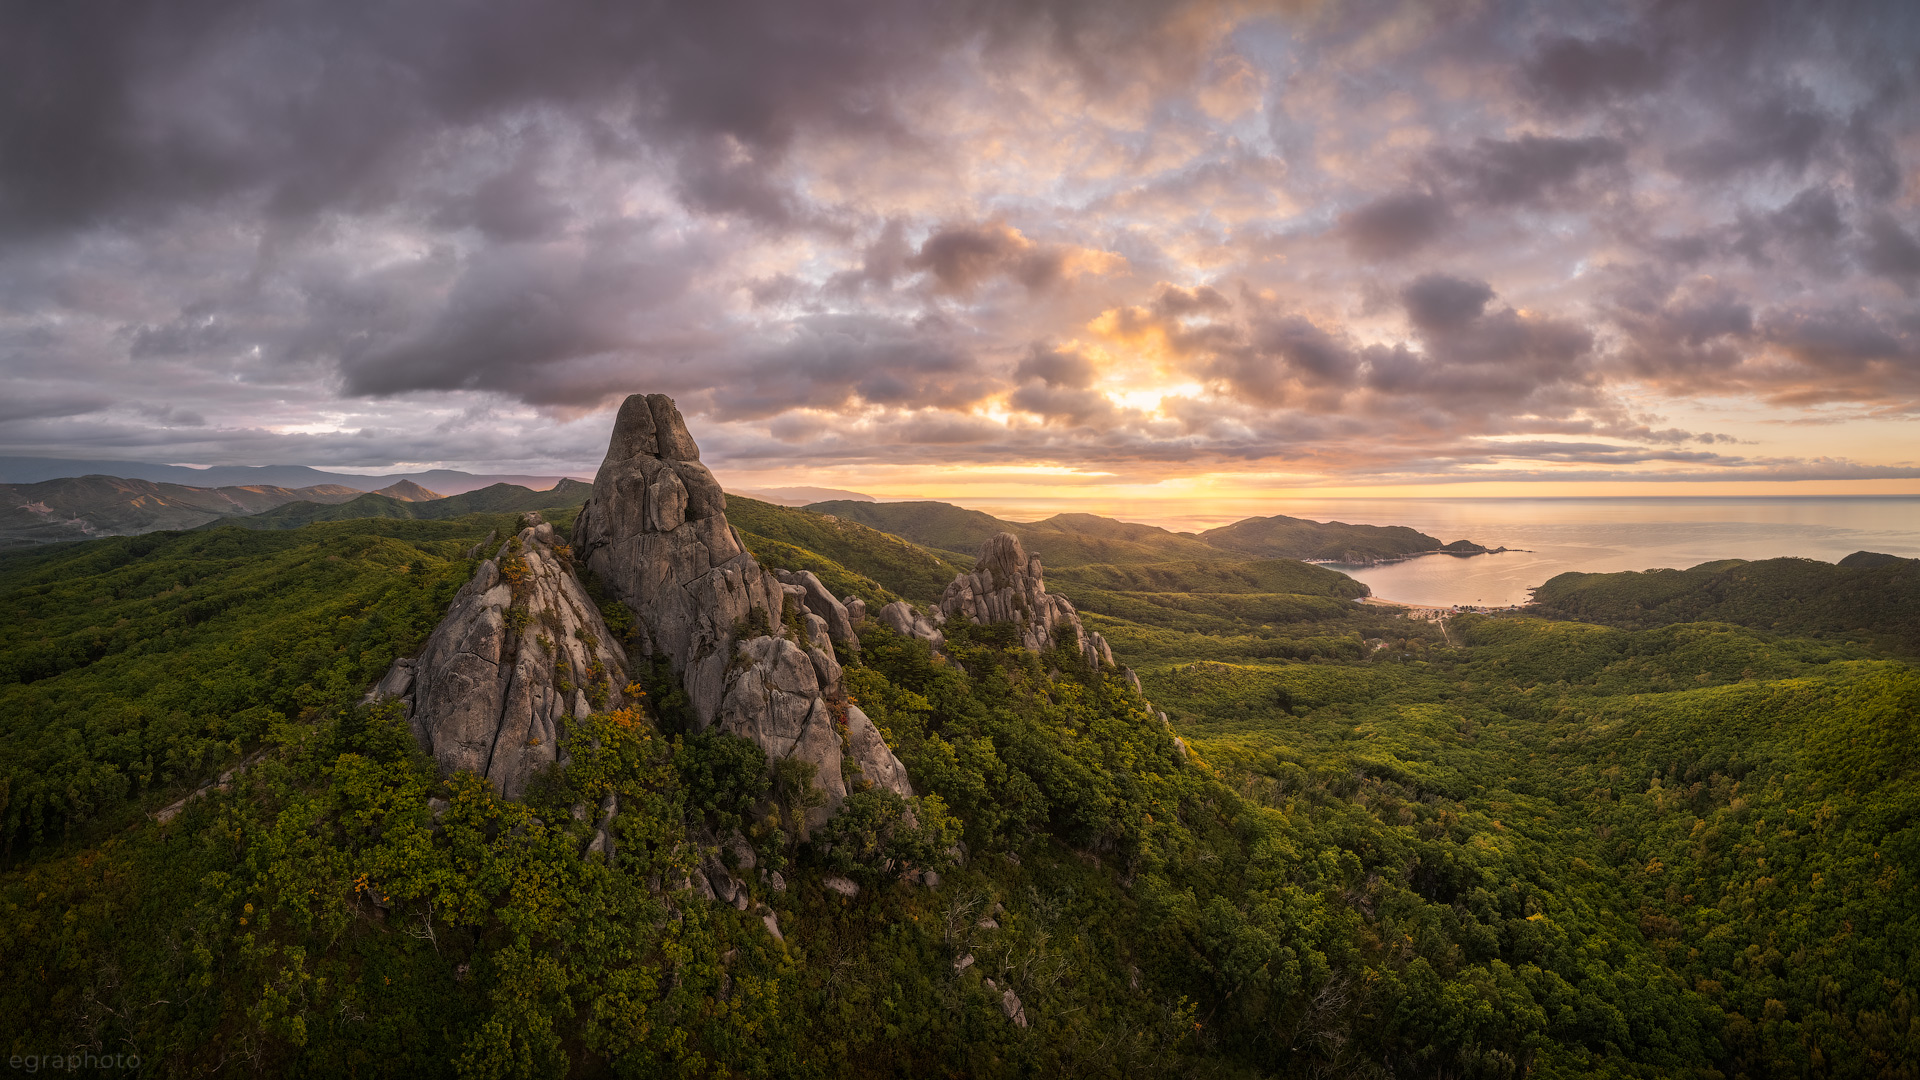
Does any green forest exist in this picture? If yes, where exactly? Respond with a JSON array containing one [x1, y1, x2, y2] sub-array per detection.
[[1, 503, 1914, 1078]]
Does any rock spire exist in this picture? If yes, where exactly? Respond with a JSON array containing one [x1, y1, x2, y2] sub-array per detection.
[[571, 394, 910, 825], [939, 532, 1113, 668]]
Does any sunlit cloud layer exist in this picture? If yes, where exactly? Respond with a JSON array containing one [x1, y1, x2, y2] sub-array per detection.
[[2, 0, 1917, 500]]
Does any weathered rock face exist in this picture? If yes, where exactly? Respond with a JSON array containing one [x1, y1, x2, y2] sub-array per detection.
[[939, 532, 1113, 669], [771, 568, 858, 651], [877, 600, 945, 651], [378, 514, 630, 799], [572, 394, 911, 824]]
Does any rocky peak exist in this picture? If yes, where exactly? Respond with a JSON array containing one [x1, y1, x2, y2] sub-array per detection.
[[375, 512, 630, 799], [940, 532, 1113, 669], [571, 394, 910, 825]]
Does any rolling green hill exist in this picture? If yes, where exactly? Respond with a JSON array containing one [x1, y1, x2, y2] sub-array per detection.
[[1528, 554, 1920, 654], [725, 495, 964, 604], [218, 478, 596, 529], [1198, 512, 1483, 563], [812, 499, 1490, 566]]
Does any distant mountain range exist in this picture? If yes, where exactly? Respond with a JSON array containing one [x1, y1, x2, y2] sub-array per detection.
[[0, 473, 591, 548], [0, 475, 367, 546], [0, 457, 578, 495]]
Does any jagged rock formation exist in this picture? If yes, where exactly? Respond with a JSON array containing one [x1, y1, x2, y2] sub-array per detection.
[[877, 600, 945, 651], [772, 568, 859, 650], [938, 533, 1113, 669], [571, 394, 911, 825], [375, 513, 630, 799]]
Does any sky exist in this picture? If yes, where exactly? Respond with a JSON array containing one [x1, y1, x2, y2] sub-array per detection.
[[4, 0, 1920, 511]]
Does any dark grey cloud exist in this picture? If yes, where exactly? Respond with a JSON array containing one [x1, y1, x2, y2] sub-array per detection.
[[1336, 192, 1449, 261], [1667, 93, 1829, 180], [1014, 344, 1096, 389], [1434, 134, 1626, 207], [1522, 34, 1666, 111], [1401, 274, 1495, 333], [908, 222, 1080, 295], [1862, 215, 1920, 286]]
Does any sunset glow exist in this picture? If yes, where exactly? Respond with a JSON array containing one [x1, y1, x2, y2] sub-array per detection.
[[3, 2, 1916, 506]]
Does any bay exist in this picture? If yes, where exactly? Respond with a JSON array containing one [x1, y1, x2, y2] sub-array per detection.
[[1304, 497, 1920, 607], [970, 495, 1920, 608]]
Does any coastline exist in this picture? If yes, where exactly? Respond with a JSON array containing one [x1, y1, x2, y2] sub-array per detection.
[[1312, 545, 1518, 568]]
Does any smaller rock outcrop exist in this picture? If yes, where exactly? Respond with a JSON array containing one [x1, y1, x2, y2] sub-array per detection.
[[877, 600, 946, 651], [938, 533, 1112, 668], [771, 568, 859, 650], [377, 513, 630, 799]]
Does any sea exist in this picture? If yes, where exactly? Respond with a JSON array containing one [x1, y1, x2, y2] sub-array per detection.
[[972, 497, 1920, 608]]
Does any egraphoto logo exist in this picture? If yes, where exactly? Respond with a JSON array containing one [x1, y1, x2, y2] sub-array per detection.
[[9, 1053, 140, 1073]]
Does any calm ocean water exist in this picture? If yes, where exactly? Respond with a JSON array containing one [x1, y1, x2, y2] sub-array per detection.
[[970, 496, 1920, 608], [1305, 498, 1920, 607]]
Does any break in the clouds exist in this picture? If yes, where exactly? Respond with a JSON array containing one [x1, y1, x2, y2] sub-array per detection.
[[2, 0, 1919, 494]]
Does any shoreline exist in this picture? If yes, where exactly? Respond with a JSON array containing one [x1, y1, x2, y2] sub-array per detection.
[[1312, 545, 1522, 568], [1356, 596, 1525, 617]]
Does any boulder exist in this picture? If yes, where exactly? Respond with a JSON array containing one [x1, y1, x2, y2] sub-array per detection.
[[843, 596, 866, 626], [372, 512, 629, 799], [877, 600, 945, 651], [846, 705, 913, 796], [1001, 987, 1028, 1028]]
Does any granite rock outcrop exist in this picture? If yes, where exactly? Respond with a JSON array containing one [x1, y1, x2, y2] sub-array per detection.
[[938, 532, 1113, 669], [571, 394, 911, 825], [374, 513, 630, 799]]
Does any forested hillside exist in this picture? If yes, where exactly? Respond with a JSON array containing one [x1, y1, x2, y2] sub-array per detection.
[[1529, 555, 1920, 655], [808, 498, 1490, 566], [0, 511, 1914, 1078]]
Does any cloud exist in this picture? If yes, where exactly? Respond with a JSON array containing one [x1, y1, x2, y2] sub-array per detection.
[[1666, 93, 1829, 180], [1862, 214, 1920, 286], [1014, 343, 1097, 389], [907, 221, 1122, 295], [1522, 34, 1665, 111], [1335, 192, 1451, 261], [1401, 274, 1494, 332], [0, 0, 1914, 490], [1434, 134, 1627, 207]]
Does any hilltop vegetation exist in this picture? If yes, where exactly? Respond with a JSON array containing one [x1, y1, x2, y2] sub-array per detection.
[[1529, 553, 1920, 655], [814, 498, 1489, 567], [1200, 512, 1483, 563], [725, 495, 965, 604], [0, 509, 1913, 1078], [217, 478, 597, 530]]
